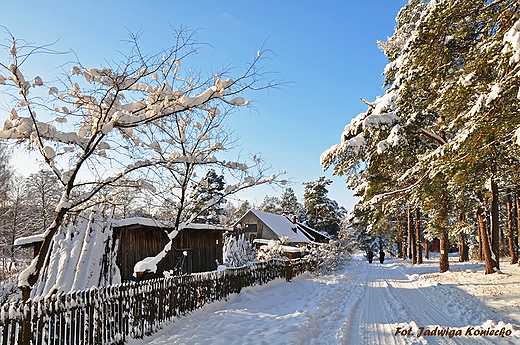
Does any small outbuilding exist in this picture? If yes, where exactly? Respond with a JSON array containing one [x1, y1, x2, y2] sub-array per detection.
[[14, 216, 229, 284], [13, 234, 45, 258]]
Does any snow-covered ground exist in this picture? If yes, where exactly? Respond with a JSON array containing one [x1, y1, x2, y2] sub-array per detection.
[[130, 253, 520, 344]]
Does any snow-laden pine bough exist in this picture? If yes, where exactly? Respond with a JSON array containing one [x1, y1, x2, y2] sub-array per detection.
[[0, 28, 287, 300]]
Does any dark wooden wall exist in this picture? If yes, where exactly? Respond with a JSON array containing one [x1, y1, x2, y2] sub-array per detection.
[[114, 225, 224, 281], [173, 229, 223, 273]]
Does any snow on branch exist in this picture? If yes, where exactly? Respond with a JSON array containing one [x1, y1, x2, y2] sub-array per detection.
[[368, 171, 428, 205], [2, 28, 281, 297]]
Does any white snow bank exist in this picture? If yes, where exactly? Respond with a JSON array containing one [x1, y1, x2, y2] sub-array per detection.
[[131, 253, 520, 345]]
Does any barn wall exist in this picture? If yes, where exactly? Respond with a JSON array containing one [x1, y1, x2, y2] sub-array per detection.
[[173, 230, 224, 273], [115, 226, 224, 281], [115, 226, 175, 281]]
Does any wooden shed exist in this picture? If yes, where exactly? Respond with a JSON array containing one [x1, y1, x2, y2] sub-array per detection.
[[13, 234, 44, 258], [111, 218, 228, 281]]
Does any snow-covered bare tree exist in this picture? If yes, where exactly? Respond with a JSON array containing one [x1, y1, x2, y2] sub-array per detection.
[[24, 169, 61, 234], [221, 202, 237, 226], [0, 28, 285, 299], [0, 174, 30, 272], [234, 200, 252, 220], [0, 144, 13, 209]]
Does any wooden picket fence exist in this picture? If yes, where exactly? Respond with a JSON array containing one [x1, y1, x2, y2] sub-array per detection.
[[0, 258, 312, 345]]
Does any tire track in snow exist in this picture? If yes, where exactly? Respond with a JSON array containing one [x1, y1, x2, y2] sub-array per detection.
[[346, 256, 515, 345], [131, 254, 518, 345]]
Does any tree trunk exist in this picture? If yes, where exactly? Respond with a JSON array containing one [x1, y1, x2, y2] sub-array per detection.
[[415, 207, 422, 264], [458, 211, 469, 262], [516, 187, 520, 267], [507, 189, 518, 264], [396, 213, 403, 260], [425, 240, 430, 260], [459, 233, 469, 262], [407, 206, 413, 260], [439, 232, 449, 273], [402, 211, 407, 259], [491, 179, 500, 270], [477, 210, 483, 260], [477, 194, 496, 274], [21, 206, 69, 301]]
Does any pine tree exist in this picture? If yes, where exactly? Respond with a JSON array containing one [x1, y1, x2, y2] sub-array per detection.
[[303, 177, 345, 237], [259, 195, 282, 214], [188, 169, 226, 224], [280, 188, 301, 215]]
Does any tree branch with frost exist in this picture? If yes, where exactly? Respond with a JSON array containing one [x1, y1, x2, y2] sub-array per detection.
[[405, 126, 447, 146], [368, 171, 429, 205], [0, 28, 280, 299]]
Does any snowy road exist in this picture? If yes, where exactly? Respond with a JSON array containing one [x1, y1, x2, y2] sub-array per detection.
[[130, 254, 519, 345]]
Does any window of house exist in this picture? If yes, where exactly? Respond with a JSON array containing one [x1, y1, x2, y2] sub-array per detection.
[[244, 224, 257, 232]]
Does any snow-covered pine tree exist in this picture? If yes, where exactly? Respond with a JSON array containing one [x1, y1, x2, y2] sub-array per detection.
[[321, 0, 520, 273], [187, 168, 226, 224], [280, 187, 301, 215], [302, 177, 345, 237]]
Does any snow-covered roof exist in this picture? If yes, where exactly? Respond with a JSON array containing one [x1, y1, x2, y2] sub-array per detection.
[[183, 223, 230, 231], [244, 209, 310, 243], [111, 217, 230, 232], [253, 239, 306, 254], [295, 222, 331, 242], [14, 233, 45, 246], [111, 217, 174, 228]]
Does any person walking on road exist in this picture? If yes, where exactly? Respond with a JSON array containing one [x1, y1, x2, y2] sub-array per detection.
[[367, 250, 374, 263], [379, 250, 385, 264]]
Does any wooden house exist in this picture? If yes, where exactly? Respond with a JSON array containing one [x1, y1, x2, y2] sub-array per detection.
[[234, 209, 330, 245]]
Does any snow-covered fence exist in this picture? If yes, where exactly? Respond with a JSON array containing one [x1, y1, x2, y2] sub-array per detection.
[[0, 258, 312, 344]]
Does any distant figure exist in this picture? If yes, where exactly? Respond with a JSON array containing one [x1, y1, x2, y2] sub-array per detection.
[[379, 250, 385, 264], [367, 250, 374, 263]]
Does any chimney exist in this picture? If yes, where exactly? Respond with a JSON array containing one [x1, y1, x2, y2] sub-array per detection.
[[293, 215, 296, 224]]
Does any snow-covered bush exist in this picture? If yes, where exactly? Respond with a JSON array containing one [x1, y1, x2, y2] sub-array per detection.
[[256, 240, 286, 261], [0, 274, 20, 304], [307, 228, 356, 274], [468, 236, 480, 260], [222, 234, 256, 267]]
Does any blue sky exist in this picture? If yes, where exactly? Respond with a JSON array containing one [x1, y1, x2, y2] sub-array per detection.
[[2, 0, 406, 210]]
